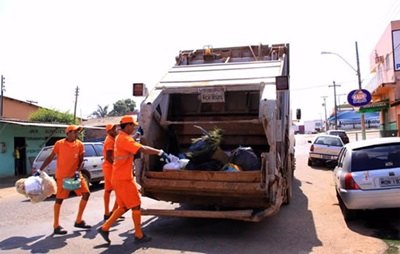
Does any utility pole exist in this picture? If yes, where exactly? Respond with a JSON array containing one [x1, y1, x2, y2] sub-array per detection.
[[73, 86, 79, 122], [0, 75, 5, 117], [321, 41, 367, 139], [337, 93, 347, 111], [329, 81, 341, 130], [322, 96, 328, 131], [355, 41, 367, 140]]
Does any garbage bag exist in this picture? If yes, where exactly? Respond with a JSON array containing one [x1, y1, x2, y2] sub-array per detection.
[[41, 171, 57, 197], [186, 159, 224, 171], [186, 128, 223, 163], [229, 147, 260, 171], [15, 171, 57, 203], [24, 176, 43, 195]]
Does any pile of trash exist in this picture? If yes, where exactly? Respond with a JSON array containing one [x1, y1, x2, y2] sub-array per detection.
[[162, 126, 261, 172], [15, 171, 57, 203]]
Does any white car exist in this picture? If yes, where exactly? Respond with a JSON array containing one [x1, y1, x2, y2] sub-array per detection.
[[308, 134, 344, 167], [31, 142, 104, 187], [334, 137, 400, 220]]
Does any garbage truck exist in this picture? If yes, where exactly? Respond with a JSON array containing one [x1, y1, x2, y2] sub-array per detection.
[[134, 43, 296, 222]]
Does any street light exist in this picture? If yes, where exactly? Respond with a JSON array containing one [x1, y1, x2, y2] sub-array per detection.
[[321, 96, 328, 131], [321, 41, 367, 140]]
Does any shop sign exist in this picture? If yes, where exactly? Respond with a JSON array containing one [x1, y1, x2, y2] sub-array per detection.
[[347, 89, 371, 107], [359, 100, 389, 113]]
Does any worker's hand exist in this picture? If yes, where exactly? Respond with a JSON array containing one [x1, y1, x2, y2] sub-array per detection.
[[136, 126, 144, 136], [158, 149, 171, 163], [33, 170, 41, 177], [74, 171, 80, 180]]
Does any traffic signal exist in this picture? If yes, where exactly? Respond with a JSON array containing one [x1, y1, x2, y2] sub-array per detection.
[[296, 108, 301, 120]]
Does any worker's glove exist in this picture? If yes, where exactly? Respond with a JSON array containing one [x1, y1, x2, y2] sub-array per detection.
[[33, 170, 41, 177], [74, 171, 80, 180], [136, 126, 144, 136], [158, 149, 171, 163]]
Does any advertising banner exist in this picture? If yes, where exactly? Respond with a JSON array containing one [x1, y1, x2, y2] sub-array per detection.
[[394, 30, 400, 71]]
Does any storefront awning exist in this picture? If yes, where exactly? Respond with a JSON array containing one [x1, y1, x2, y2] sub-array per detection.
[[359, 101, 389, 113]]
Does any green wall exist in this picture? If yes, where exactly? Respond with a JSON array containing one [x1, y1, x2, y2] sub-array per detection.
[[0, 123, 66, 177]]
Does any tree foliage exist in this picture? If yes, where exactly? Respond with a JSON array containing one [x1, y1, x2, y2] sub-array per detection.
[[91, 105, 109, 118], [29, 108, 77, 124], [108, 99, 136, 116]]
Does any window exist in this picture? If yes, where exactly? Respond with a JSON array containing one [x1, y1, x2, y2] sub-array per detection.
[[351, 144, 400, 171], [94, 143, 103, 156], [84, 144, 97, 157]]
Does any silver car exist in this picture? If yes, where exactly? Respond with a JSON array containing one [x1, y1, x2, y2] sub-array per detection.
[[308, 134, 344, 166], [334, 137, 400, 220], [31, 142, 104, 187]]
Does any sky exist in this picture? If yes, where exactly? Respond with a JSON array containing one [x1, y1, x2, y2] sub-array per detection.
[[0, 0, 400, 122]]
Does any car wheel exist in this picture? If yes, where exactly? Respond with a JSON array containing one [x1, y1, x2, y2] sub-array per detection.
[[337, 193, 357, 220]]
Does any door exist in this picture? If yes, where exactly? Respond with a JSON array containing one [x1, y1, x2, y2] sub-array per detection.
[[14, 137, 26, 176]]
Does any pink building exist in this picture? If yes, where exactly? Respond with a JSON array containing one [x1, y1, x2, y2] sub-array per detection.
[[365, 20, 400, 136]]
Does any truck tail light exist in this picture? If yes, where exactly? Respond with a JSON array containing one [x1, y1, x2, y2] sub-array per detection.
[[344, 173, 360, 190]]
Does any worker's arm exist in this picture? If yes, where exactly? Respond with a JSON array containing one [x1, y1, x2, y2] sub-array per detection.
[[139, 146, 170, 162], [105, 150, 113, 164]]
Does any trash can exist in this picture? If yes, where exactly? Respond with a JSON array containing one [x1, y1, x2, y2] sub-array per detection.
[[380, 130, 398, 137]]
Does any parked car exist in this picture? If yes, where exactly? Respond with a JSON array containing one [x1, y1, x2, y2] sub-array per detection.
[[333, 137, 400, 220], [308, 134, 344, 167], [326, 130, 350, 144], [32, 142, 104, 187]]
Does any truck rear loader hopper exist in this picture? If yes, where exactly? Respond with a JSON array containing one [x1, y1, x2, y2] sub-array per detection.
[[135, 43, 295, 222]]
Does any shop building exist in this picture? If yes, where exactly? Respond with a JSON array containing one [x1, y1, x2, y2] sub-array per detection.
[[365, 20, 400, 136]]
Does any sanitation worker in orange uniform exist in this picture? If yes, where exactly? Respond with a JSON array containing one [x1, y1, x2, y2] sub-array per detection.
[[102, 123, 119, 221], [97, 115, 170, 244], [37, 125, 91, 235]]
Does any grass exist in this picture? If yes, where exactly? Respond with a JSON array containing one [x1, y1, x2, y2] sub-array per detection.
[[384, 240, 400, 254]]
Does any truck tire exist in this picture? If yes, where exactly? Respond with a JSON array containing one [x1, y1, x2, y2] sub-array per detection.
[[283, 156, 294, 205]]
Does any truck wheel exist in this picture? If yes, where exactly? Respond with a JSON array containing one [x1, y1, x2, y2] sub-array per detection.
[[284, 157, 294, 205]]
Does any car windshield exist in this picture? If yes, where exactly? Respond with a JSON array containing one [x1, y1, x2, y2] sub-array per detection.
[[315, 136, 342, 146], [351, 144, 400, 172], [35, 147, 53, 162]]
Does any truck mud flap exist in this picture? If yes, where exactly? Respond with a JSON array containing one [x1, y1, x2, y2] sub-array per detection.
[[141, 206, 280, 222]]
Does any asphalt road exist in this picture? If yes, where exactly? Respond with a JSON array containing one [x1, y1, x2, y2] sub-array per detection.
[[0, 134, 397, 254]]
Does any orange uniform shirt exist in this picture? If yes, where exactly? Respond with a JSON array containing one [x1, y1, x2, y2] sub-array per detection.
[[102, 134, 115, 174], [53, 138, 84, 179], [112, 131, 142, 181], [102, 134, 115, 191]]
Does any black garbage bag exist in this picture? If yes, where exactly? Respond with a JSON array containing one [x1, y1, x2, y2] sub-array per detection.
[[185, 128, 223, 164], [186, 159, 224, 171], [229, 147, 260, 171]]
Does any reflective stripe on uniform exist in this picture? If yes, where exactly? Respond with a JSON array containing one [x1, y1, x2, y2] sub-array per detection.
[[114, 154, 134, 161]]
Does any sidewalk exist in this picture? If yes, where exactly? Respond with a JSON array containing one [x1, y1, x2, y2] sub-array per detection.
[[0, 176, 21, 189]]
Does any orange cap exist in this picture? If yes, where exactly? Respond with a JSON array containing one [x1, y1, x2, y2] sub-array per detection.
[[120, 115, 138, 125], [105, 123, 116, 132], [65, 125, 82, 134]]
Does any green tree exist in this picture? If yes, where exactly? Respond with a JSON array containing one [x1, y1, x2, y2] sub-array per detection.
[[91, 104, 109, 118], [29, 108, 77, 124], [109, 99, 136, 116]]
